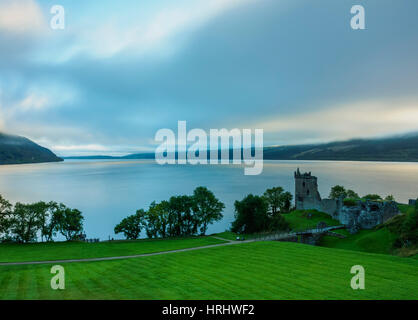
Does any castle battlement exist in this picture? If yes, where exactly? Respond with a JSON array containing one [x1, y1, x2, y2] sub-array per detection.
[[294, 168, 314, 179]]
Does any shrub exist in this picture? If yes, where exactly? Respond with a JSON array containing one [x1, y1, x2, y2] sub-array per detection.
[[343, 198, 357, 207]]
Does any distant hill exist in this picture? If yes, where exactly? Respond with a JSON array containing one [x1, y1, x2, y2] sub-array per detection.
[[64, 133, 418, 163], [263, 133, 418, 162], [0, 133, 63, 165]]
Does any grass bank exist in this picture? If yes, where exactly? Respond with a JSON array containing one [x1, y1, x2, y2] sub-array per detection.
[[0, 241, 416, 300]]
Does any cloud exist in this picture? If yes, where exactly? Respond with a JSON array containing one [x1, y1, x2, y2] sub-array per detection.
[[1, 0, 418, 154], [0, 0, 46, 34], [51, 0, 254, 60], [251, 98, 418, 145]]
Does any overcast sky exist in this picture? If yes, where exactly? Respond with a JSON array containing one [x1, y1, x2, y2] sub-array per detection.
[[0, 0, 417, 156]]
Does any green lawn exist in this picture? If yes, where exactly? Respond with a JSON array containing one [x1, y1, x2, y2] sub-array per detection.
[[319, 228, 398, 255], [0, 241, 416, 300], [0, 236, 226, 263], [283, 210, 341, 230]]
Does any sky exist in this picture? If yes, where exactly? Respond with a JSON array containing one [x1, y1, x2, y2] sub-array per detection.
[[0, 0, 417, 156]]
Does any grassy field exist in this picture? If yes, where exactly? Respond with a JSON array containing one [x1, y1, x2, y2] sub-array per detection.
[[0, 236, 226, 263], [0, 241, 417, 300], [319, 228, 398, 254], [283, 210, 341, 230]]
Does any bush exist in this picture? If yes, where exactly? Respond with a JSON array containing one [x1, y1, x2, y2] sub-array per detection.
[[392, 203, 418, 248], [343, 198, 358, 207], [363, 194, 382, 201]]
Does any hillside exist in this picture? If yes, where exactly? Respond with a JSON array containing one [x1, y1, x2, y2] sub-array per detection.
[[65, 132, 418, 162], [264, 133, 418, 162], [0, 133, 63, 165]]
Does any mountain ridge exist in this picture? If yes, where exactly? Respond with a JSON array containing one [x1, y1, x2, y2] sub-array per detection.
[[0, 133, 63, 165], [63, 132, 418, 162]]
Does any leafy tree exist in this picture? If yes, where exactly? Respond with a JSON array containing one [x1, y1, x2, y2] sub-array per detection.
[[329, 185, 347, 199], [385, 195, 395, 201], [231, 194, 269, 234], [192, 187, 225, 235], [168, 195, 194, 236], [9, 203, 43, 243], [41, 202, 64, 242], [144, 203, 160, 239], [263, 187, 293, 214], [363, 194, 382, 201], [0, 195, 12, 240], [153, 200, 171, 238], [144, 201, 173, 239], [263, 187, 284, 215], [56, 206, 84, 241], [114, 209, 145, 240], [280, 192, 293, 213], [346, 189, 359, 199]]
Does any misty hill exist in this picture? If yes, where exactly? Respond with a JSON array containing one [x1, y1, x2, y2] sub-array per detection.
[[64, 133, 418, 163], [0, 133, 63, 165], [263, 133, 418, 162]]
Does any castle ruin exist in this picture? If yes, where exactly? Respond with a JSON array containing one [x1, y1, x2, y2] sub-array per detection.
[[294, 168, 400, 233]]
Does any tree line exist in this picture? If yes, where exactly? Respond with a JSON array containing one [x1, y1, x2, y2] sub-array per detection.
[[0, 195, 84, 243], [114, 187, 225, 240], [328, 185, 396, 203], [115, 186, 294, 240], [231, 187, 292, 234]]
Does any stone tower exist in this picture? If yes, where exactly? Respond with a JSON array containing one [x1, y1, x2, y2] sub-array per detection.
[[294, 168, 322, 210]]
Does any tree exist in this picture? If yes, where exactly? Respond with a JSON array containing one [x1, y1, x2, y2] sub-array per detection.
[[385, 195, 395, 201], [9, 203, 44, 243], [0, 195, 12, 240], [329, 185, 347, 199], [56, 206, 84, 241], [41, 202, 63, 242], [263, 187, 284, 215], [152, 200, 171, 238], [231, 194, 269, 234], [347, 189, 359, 199], [114, 209, 145, 240], [192, 187, 225, 235], [144, 201, 172, 239], [263, 187, 293, 214], [144, 203, 160, 239], [168, 195, 194, 236], [280, 192, 293, 213]]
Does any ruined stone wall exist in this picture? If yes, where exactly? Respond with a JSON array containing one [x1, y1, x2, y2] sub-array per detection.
[[293, 169, 400, 234], [319, 199, 339, 218]]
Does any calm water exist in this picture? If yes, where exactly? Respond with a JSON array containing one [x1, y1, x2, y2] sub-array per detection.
[[0, 159, 417, 240]]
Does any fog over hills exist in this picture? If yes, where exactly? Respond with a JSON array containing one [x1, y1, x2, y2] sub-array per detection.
[[64, 132, 418, 163]]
